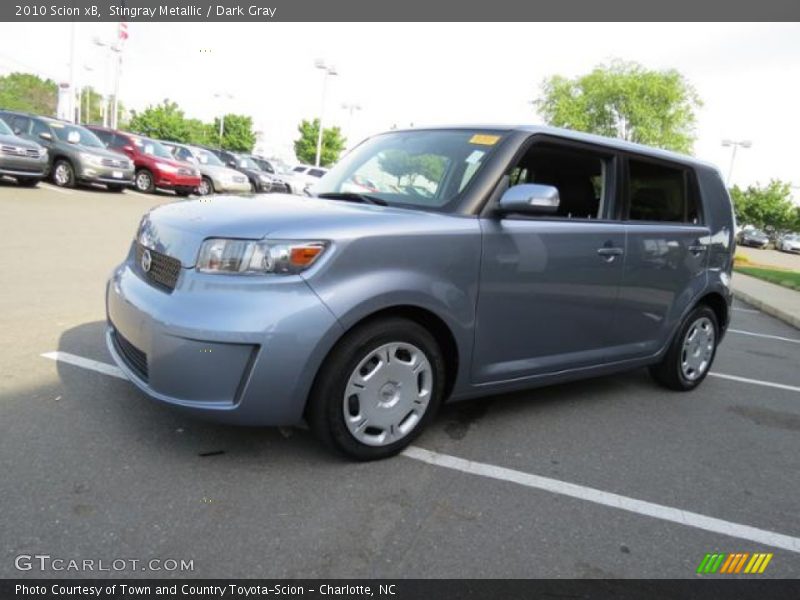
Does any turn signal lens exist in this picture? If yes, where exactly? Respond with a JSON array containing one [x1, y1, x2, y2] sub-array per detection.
[[290, 245, 325, 267]]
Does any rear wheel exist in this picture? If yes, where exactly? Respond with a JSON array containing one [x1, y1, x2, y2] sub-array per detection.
[[198, 177, 214, 196], [134, 169, 155, 193], [52, 160, 75, 188], [174, 188, 192, 197], [649, 305, 719, 391], [16, 177, 40, 188], [307, 317, 445, 460]]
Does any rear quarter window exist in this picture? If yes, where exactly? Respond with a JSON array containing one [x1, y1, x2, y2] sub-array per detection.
[[627, 158, 700, 224]]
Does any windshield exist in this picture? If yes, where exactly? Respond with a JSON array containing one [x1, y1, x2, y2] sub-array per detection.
[[132, 137, 173, 159], [0, 117, 12, 136], [238, 156, 260, 170], [194, 149, 224, 167], [51, 123, 105, 148], [314, 129, 505, 211]]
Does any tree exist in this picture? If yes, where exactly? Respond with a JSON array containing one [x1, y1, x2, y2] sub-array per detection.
[[535, 60, 702, 154], [730, 180, 798, 232], [127, 100, 194, 141], [0, 72, 58, 116], [212, 113, 257, 152], [377, 151, 446, 187], [293, 118, 347, 167]]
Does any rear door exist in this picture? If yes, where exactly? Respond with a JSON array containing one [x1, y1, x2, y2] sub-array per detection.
[[615, 157, 710, 356]]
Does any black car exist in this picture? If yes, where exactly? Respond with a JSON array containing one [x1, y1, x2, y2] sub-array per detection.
[[203, 147, 274, 193]]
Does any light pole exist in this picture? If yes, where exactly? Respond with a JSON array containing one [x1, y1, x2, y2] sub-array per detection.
[[93, 37, 121, 128], [80, 65, 94, 124], [341, 102, 361, 141], [213, 93, 233, 148], [722, 139, 752, 187], [314, 59, 338, 167]]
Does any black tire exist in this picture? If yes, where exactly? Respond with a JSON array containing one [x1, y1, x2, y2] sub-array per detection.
[[307, 317, 445, 461], [649, 304, 719, 391], [16, 177, 40, 188], [134, 169, 155, 193], [198, 177, 214, 196], [249, 179, 257, 193], [107, 185, 125, 193], [52, 159, 75, 188], [174, 188, 192, 197]]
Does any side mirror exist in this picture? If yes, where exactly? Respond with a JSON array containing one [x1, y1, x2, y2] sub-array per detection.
[[497, 184, 560, 216], [39, 132, 52, 141], [122, 145, 135, 154], [228, 160, 237, 168]]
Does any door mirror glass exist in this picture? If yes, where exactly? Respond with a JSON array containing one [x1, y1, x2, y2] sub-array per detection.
[[497, 184, 560, 215], [39, 131, 52, 141]]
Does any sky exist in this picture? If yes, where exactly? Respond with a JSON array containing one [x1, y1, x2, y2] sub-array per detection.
[[0, 22, 798, 196]]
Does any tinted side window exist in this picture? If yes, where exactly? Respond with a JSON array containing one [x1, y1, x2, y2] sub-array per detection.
[[9, 115, 31, 135], [308, 169, 326, 178], [628, 159, 699, 224], [30, 119, 50, 138]]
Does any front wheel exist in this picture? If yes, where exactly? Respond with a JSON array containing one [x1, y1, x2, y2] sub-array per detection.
[[134, 169, 155, 193], [649, 305, 719, 391], [307, 317, 445, 460], [197, 177, 214, 196]]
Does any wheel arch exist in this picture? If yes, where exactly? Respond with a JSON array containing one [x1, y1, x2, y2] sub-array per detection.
[[694, 291, 729, 336]]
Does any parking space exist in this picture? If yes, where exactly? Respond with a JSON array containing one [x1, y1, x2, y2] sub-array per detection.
[[2, 183, 800, 578], [737, 245, 800, 271]]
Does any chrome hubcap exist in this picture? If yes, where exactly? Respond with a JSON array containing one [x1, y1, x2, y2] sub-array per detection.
[[199, 180, 210, 195], [681, 316, 715, 381], [343, 342, 433, 447], [136, 172, 151, 191], [55, 164, 70, 185]]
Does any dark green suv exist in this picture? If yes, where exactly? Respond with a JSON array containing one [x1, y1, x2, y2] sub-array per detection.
[[0, 111, 135, 191]]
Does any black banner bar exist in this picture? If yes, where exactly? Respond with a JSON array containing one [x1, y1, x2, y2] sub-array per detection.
[[3, 579, 800, 600]]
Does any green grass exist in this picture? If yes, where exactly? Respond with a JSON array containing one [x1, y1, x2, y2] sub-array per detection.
[[734, 265, 800, 291]]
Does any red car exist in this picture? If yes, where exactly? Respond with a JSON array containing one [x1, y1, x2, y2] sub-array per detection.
[[87, 126, 201, 196]]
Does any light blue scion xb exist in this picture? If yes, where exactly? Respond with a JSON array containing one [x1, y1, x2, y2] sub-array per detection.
[[106, 126, 735, 460]]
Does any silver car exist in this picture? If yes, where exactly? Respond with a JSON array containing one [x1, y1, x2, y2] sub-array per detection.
[[0, 116, 48, 186], [164, 142, 250, 196], [778, 233, 800, 253], [107, 125, 734, 460]]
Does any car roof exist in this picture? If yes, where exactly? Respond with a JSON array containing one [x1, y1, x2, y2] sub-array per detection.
[[387, 124, 715, 170]]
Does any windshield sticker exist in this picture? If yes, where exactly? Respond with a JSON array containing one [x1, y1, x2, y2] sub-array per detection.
[[469, 134, 500, 145]]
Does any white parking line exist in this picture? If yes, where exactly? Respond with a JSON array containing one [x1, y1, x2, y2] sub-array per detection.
[[41, 183, 74, 195], [41, 351, 126, 380], [403, 446, 800, 553], [40, 348, 800, 551], [732, 307, 760, 314], [709, 372, 800, 393], [126, 190, 156, 199], [728, 328, 800, 345]]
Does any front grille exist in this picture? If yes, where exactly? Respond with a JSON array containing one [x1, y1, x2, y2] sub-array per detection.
[[102, 158, 127, 168], [233, 176, 247, 184], [1, 145, 40, 157], [135, 243, 182, 292], [112, 329, 148, 381]]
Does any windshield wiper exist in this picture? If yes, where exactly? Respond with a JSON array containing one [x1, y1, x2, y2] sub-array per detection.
[[316, 192, 388, 206]]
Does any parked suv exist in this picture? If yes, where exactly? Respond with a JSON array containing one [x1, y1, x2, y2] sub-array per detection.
[[0, 111, 134, 191], [204, 147, 274, 193], [87, 126, 200, 196], [0, 116, 48, 187], [106, 125, 734, 460], [162, 142, 250, 196]]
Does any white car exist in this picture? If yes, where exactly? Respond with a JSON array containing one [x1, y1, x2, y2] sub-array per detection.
[[778, 233, 800, 253], [292, 164, 329, 193]]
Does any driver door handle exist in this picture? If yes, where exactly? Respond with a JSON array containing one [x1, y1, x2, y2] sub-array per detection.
[[597, 247, 624, 257]]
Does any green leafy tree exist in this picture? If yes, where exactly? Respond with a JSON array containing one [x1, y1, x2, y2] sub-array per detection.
[[78, 86, 106, 125], [535, 60, 702, 154], [212, 113, 257, 152], [730, 180, 797, 231], [378, 150, 413, 185], [293, 118, 347, 167], [185, 118, 215, 146], [128, 100, 193, 141], [0, 72, 58, 116]]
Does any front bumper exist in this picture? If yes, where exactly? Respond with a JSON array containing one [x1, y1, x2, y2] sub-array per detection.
[[0, 155, 48, 178], [155, 170, 201, 190], [213, 177, 251, 193], [105, 248, 342, 425], [78, 163, 134, 186]]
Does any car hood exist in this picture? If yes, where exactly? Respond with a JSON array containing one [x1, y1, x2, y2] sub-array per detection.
[[63, 143, 130, 161], [743, 233, 768, 240], [0, 133, 42, 150], [137, 194, 450, 267]]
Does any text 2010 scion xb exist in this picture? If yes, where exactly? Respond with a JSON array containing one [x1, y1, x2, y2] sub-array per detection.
[[106, 126, 735, 460]]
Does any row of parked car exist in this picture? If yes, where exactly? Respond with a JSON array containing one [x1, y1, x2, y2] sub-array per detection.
[[736, 227, 800, 253], [0, 109, 328, 197]]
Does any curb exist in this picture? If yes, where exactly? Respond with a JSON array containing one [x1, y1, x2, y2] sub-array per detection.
[[732, 288, 800, 330]]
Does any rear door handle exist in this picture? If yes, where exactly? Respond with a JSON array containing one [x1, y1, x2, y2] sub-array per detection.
[[688, 244, 708, 255]]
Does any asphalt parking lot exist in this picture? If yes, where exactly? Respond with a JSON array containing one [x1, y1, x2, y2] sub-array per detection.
[[737, 245, 800, 271], [1, 182, 799, 579]]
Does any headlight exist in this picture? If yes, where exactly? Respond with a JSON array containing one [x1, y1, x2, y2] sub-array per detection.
[[79, 152, 104, 166], [196, 239, 328, 275], [258, 174, 272, 183], [156, 162, 179, 174]]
